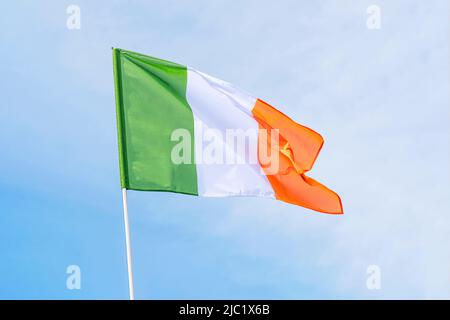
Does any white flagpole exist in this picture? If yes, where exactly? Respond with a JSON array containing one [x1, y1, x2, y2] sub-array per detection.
[[121, 188, 135, 300]]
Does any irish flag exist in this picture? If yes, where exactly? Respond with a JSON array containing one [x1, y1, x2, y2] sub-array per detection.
[[113, 48, 343, 214]]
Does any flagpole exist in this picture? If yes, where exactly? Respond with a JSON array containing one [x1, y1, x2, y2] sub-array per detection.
[[121, 188, 135, 300]]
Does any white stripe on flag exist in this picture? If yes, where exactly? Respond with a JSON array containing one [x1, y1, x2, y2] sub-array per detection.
[[186, 68, 275, 197]]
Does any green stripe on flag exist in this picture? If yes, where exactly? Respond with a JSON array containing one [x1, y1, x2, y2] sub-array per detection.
[[113, 48, 198, 195]]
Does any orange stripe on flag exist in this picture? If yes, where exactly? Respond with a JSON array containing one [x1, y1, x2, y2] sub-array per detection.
[[252, 99, 343, 214]]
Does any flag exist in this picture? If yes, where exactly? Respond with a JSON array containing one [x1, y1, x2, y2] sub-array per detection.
[[113, 48, 343, 214]]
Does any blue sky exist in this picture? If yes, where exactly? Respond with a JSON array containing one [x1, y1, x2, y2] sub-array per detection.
[[0, 0, 448, 299]]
